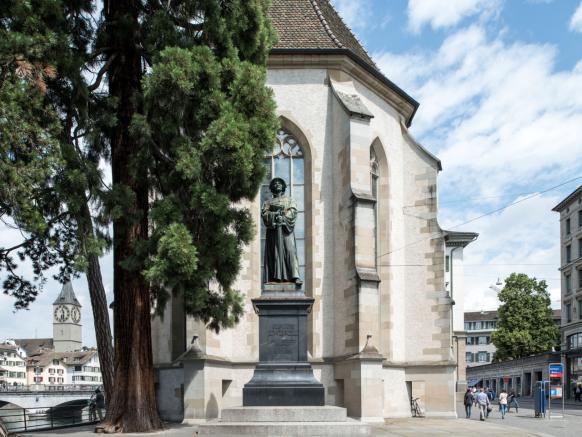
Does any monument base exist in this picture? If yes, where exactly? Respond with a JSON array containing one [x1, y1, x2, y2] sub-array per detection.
[[196, 406, 371, 436], [243, 361, 324, 406], [242, 292, 324, 406]]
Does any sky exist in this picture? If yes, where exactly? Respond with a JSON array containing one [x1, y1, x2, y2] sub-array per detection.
[[1, 0, 582, 346]]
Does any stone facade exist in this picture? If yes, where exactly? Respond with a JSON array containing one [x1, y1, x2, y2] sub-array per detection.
[[152, 0, 458, 421], [466, 352, 561, 397], [444, 231, 478, 394], [552, 184, 582, 398]]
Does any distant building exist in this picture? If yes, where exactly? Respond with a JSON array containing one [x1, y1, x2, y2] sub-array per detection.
[[52, 282, 83, 352], [5, 282, 103, 388], [0, 343, 27, 387], [465, 311, 499, 367], [10, 338, 54, 357], [464, 309, 560, 368], [552, 184, 582, 399], [466, 351, 560, 396], [444, 230, 478, 393], [26, 350, 101, 387]]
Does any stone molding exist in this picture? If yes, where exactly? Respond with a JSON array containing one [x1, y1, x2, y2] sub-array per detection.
[[268, 50, 418, 126], [355, 267, 381, 283]]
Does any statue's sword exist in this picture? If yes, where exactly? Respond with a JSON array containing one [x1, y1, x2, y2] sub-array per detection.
[[277, 207, 285, 278]]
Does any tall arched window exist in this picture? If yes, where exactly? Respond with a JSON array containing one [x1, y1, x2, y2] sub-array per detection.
[[370, 147, 379, 268], [260, 130, 305, 282]]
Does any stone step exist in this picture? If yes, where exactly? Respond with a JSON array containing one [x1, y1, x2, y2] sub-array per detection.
[[196, 419, 371, 436], [221, 406, 348, 422]]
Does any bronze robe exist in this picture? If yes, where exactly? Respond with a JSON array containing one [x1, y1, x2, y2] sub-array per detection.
[[261, 195, 301, 283]]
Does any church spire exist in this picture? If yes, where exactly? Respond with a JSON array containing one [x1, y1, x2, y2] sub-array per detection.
[[53, 281, 81, 306]]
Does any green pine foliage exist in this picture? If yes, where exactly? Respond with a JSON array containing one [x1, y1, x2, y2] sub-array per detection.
[[0, 0, 101, 305], [491, 273, 560, 361], [139, 2, 279, 332], [2, 0, 278, 332]]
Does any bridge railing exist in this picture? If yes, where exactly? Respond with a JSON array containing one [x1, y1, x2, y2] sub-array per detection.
[[0, 384, 102, 393], [0, 400, 103, 433]]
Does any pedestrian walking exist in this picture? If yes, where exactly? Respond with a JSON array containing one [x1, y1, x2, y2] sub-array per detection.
[[575, 384, 582, 402], [485, 388, 494, 417], [464, 388, 474, 419], [95, 388, 105, 420], [472, 387, 478, 407], [498, 389, 508, 419], [476, 388, 490, 421], [508, 391, 519, 413]]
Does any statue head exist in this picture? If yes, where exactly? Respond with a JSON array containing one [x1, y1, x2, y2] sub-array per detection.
[[269, 177, 287, 195]]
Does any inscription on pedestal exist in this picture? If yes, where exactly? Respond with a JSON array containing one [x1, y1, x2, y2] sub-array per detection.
[[262, 319, 299, 362]]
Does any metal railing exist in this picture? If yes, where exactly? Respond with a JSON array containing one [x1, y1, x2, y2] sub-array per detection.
[[0, 384, 101, 393], [0, 401, 103, 433]]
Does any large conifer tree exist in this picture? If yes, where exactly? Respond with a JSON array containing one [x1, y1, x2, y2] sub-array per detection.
[[2, 0, 277, 432], [491, 273, 560, 361], [0, 0, 114, 404]]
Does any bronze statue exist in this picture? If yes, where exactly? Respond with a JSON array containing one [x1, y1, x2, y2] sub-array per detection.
[[262, 177, 302, 285]]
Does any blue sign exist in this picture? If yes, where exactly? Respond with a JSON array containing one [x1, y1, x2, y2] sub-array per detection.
[[549, 363, 564, 379]]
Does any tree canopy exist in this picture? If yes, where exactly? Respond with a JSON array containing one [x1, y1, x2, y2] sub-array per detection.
[[2, 0, 278, 432], [491, 273, 560, 361]]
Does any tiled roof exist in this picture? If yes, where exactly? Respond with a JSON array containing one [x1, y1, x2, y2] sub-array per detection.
[[269, 0, 376, 68], [465, 309, 561, 322], [53, 281, 81, 306], [0, 343, 18, 351], [26, 350, 97, 367], [465, 311, 498, 322], [12, 338, 54, 356]]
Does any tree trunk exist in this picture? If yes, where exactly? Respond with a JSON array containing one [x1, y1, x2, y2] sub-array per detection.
[[100, 0, 162, 432], [86, 249, 115, 403], [76, 199, 115, 405]]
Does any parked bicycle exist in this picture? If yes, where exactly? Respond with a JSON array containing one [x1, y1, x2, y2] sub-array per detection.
[[411, 397, 424, 417]]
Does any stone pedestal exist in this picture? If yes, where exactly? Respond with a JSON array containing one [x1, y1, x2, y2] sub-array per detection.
[[196, 406, 371, 436], [243, 285, 324, 406]]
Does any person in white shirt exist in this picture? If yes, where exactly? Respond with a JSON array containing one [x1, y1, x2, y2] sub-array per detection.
[[498, 389, 508, 419]]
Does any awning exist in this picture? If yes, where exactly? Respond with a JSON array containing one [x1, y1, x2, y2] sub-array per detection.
[[467, 378, 482, 387]]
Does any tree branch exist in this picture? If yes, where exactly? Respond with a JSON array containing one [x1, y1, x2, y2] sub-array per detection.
[[88, 54, 116, 92]]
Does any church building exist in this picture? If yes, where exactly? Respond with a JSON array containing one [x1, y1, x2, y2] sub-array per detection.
[[152, 0, 457, 421]]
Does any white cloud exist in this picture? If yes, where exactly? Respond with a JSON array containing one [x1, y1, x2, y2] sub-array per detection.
[[407, 0, 502, 33], [375, 22, 582, 311], [331, 0, 373, 30], [440, 195, 562, 311], [570, 1, 582, 32], [375, 25, 582, 198]]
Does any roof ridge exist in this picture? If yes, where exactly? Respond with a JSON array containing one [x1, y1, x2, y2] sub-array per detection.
[[309, 0, 343, 49], [311, 0, 377, 68]]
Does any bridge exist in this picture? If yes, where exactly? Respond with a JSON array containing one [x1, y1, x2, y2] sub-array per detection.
[[0, 385, 98, 410]]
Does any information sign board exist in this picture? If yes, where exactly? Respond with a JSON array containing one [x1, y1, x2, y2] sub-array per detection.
[[549, 363, 563, 379], [550, 386, 562, 399]]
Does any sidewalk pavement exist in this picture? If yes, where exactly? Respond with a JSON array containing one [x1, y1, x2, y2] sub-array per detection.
[[17, 417, 544, 437]]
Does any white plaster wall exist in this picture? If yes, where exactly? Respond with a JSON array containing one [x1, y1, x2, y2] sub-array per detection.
[[446, 246, 466, 333]]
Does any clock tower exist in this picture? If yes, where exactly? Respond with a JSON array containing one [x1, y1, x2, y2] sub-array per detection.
[[53, 282, 82, 352]]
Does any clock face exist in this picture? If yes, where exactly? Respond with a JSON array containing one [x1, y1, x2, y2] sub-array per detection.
[[54, 305, 69, 323], [71, 307, 81, 324]]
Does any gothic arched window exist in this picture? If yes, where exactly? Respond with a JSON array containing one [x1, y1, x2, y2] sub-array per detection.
[[260, 130, 305, 282], [370, 147, 379, 267]]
